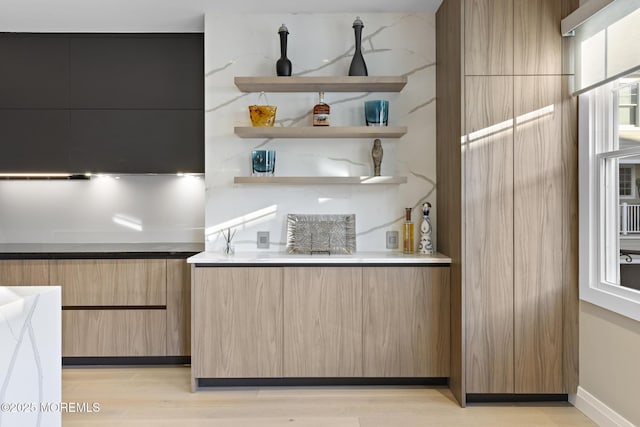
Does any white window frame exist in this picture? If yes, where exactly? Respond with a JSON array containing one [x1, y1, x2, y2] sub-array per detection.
[[580, 82, 640, 322]]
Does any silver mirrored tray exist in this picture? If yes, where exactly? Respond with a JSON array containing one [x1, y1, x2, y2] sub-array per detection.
[[286, 214, 356, 255]]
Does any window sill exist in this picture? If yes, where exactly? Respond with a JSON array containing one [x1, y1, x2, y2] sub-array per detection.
[[581, 285, 640, 322]]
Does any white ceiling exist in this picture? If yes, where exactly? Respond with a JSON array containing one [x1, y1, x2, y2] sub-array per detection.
[[0, 0, 443, 32]]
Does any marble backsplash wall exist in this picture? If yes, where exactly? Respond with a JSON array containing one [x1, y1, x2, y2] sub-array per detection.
[[204, 13, 436, 252], [0, 175, 204, 243]]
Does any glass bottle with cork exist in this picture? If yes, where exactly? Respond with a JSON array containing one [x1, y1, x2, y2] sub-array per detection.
[[402, 207, 414, 254], [312, 91, 330, 126]]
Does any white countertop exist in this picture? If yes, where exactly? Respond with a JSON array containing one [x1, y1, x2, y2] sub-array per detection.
[[0, 242, 204, 254], [0, 286, 61, 427], [0, 286, 53, 306], [188, 251, 451, 265]]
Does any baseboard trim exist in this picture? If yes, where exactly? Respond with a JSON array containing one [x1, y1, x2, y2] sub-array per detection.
[[198, 377, 448, 388], [465, 393, 568, 403], [573, 386, 636, 427], [63, 356, 190, 366]]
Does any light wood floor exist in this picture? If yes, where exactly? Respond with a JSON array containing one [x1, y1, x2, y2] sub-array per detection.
[[62, 367, 596, 427]]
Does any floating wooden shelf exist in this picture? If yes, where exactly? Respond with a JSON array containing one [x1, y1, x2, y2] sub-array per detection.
[[234, 176, 408, 185], [234, 126, 407, 139], [234, 76, 407, 93]]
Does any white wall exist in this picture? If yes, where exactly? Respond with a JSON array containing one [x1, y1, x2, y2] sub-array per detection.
[[204, 13, 436, 253], [0, 175, 205, 243], [579, 301, 640, 426]]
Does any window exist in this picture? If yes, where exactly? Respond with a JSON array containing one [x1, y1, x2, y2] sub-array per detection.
[[619, 165, 633, 197], [618, 82, 639, 127], [580, 72, 640, 322]]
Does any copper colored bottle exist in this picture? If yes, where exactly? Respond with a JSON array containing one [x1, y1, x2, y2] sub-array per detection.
[[312, 92, 330, 126]]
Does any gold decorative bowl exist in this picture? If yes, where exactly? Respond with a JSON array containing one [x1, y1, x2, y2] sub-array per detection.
[[248, 105, 277, 127]]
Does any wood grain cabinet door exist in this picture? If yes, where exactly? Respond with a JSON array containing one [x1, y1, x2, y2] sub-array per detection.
[[513, 0, 562, 75], [50, 259, 166, 306], [62, 309, 166, 357], [166, 259, 191, 357], [192, 267, 283, 378], [464, 0, 513, 75], [0, 260, 49, 286], [464, 75, 515, 394], [363, 267, 450, 377], [283, 267, 363, 377], [514, 75, 563, 393]]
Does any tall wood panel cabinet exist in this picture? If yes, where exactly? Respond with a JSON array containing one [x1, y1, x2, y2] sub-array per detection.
[[436, 0, 579, 405]]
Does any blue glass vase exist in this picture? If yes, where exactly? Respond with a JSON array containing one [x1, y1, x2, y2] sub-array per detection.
[[364, 100, 389, 126], [251, 150, 276, 176]]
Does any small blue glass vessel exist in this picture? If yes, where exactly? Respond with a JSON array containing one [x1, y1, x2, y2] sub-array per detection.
[[251, 150, 276, 176], [364, 100, 389, 126]]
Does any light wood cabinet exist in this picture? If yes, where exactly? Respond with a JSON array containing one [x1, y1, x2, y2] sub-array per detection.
[[436, 0, 579, 404], [561, 75, 579, 394], [62, 309, 166, 357], [514, 75, 564, 393], [0, 260, 49, 286], [464, 0, 562, 76], [192, 267, 283, 378], [166, 259, 191, 357], [464, 75, 565, 393], [465, 76, 515, 393], [283, 267, 363, 377], [464, 0, 513, 75], [51, 259, 166, 306], [2, 256, 192, 360], [191, 265, 450, 384], [514, 0, 562, 75], [363, 267, 450, 377]]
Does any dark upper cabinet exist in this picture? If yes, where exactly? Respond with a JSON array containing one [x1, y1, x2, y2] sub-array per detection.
[[69, 110, 204, 173], [0, 33, 203, 173], [69, 35, 203, 109], [0, 110, 72, 172], [0, 35, 69, 108]]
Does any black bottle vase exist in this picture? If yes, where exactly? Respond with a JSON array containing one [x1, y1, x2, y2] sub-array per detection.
[[348, 16, 368, 76], [276, 24, 292, 77]]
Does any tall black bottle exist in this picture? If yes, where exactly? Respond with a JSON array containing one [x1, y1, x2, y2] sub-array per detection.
[[348, 16, 368, 76], [276, 24, 292, 77]]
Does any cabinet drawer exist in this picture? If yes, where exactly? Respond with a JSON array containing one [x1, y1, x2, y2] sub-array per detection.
[[62, 309, 166, 357], [51, 259, 166, 306]]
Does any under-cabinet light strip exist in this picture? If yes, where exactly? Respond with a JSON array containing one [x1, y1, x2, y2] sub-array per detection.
[[0, 173, 90, 180]]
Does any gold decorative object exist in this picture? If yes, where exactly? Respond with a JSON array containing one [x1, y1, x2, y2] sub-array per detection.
[[248, 91, 277, 127]]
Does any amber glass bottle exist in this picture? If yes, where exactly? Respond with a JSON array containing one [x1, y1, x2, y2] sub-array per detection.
[[312, 92, 330, 126], [402, 207, 414, 254]]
